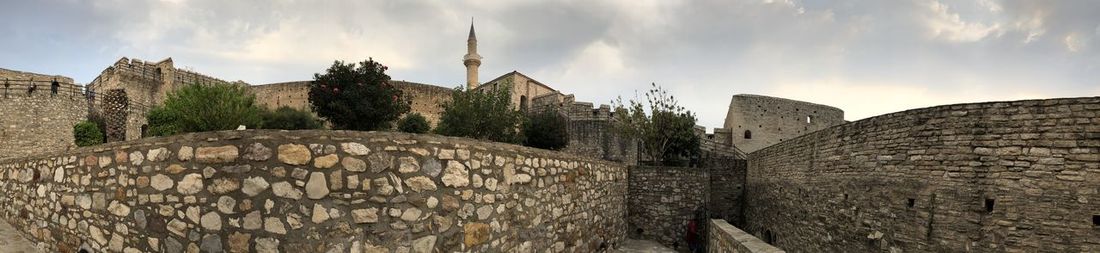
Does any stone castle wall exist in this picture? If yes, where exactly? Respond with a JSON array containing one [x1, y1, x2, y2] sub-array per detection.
[[249, 80, 454, 126], [744, 96, 1100, 252], [724, 94, 845, 153], [708, 219, 784, 253], [0, 69, 87, 161], [0, 130, 627, 252], [532, 93, 638, 165], [627, 166, 707, 250], [250, 81, 312, 112], [87, 57, 232, 141], [626, 160, 748, 251]]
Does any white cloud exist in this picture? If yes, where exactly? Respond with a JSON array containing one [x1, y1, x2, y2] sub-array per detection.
[[922, 0, 1002, 42], [1064, 33, 1084, 52]]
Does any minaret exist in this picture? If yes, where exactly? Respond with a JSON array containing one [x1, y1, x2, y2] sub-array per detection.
[[463, 20, 482, 90]]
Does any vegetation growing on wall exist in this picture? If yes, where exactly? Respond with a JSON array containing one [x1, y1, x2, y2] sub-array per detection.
[[435, 84, 522, 143], [309, 59, 410, 131], [397, 113, 431, 134], [145, 83, 264, 137], [522, 110, 569, 150], [260, 106, 324, 130], [612, 83, 701, 166], [73, 121, 104, 147]]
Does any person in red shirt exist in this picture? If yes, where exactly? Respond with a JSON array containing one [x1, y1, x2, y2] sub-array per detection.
[[685, 209, 705, 253]]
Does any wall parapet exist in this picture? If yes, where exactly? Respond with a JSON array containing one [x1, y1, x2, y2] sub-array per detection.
[[708, 219, 784, 253], [0, 130, 628, 252]]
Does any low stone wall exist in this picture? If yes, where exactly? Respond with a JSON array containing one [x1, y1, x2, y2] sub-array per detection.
[[627, 166, 707, 250], [708, 219, 784, 253], [0, 130, 627, 252]]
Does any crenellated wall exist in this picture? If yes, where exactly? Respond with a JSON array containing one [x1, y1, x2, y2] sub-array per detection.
[[744, 96, 1100, 252], [0, 130, 627, 252]]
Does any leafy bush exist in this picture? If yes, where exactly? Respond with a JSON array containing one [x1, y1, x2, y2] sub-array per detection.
[[261, 106, 324, 130], [309, 59, 410, 131], [73, 121, 104, 147], [435, 84, 522, 143], [612, 83, 701, 166], [145, 107, 182, 137], [522, 110, 569, 150], [146, 83, 264, 137], [397, 113, 431, 133]]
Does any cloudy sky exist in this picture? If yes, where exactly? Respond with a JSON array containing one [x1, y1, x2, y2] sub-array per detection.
[[2, 0, 1098, 127]]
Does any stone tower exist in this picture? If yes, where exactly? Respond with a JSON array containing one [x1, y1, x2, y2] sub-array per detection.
[[463, 21, 482, 90]]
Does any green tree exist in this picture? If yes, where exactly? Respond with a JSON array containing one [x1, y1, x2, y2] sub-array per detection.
[[261, 106, 324, 130], [73, 121, 104, 147], [522, 110, 570, 150], [309, 59, 410, 131], [435, 84, 522, 143], [612, 83, 701, 166], [146, 83, 264, 137], [396, 113, 431, 134]]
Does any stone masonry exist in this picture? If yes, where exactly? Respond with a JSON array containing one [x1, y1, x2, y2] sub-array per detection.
[[745, 96, 1100, 252], [708, 219, 784, 253], [0, 69, 87, 161], [0, 130, 627, 252], [723, 94, 845, 153], [627, 166, 707, 251]]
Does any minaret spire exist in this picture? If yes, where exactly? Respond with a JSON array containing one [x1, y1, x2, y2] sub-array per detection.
[[463, 18, 482, 90]]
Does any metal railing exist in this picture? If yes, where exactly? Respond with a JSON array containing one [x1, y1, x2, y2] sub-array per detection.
[[0, 79, 85, 99]]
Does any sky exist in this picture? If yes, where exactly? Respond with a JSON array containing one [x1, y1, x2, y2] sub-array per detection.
[[1, 0, 1098, 128]]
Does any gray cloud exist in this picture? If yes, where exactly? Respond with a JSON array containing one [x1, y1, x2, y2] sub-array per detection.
[[1, 0, 1097, 127]]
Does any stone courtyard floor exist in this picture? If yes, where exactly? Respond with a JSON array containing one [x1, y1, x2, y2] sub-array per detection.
[[613, 239, 678, 253], [0, 221, 40, 253]]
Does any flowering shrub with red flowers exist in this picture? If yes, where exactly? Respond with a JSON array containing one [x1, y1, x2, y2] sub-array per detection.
[[308, 58, 411, 131]]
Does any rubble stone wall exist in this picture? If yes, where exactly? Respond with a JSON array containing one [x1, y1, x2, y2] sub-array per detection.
[[0, 87, 87, 161], [627, 166, 707, 250], [745, 97, 1100, 252], [708, 219, 784, 253], [0, 130, 627, 252]]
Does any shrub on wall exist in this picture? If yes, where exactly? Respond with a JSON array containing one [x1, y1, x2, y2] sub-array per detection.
[[146, 83, 264, 137], [397, 113, 431, 133], [612, 83, 701, 166], [308, 58, 411, 131], [73, 121, 104, 147], [435, 84, 522, 143], [261, 106, 324, 130], [522, 110, 569, 150]]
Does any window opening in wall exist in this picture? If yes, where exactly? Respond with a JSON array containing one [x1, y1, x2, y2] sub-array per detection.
[[764, 230, 776, 244], [985, 199, 995, 213], [806, 115, 813, 124], [744, 130, 752, 139], [520, 95, 528, 112], [843, 194, 849, 201], [1093, 215, 1100, 227], [907, 198, 916, 208]]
